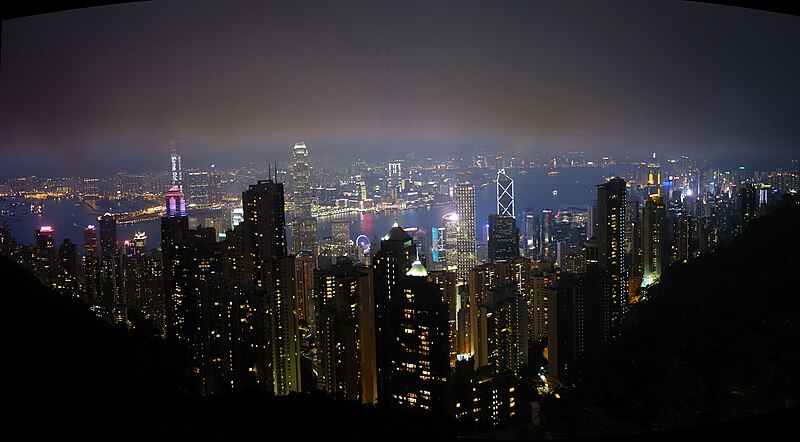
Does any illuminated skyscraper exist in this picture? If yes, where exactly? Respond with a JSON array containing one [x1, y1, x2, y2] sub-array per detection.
[[373, 220, 414, 403], [454, 182, 476, 283], [540, 209, 555, 261], [291, 142, 317, 255], [331, 220, 351, 243], [0, 221, 13, 257], [161, 187, 191, 345], [34, 226, 56, 288], [98, 213, 122, 316], [243, 179, 300, 395], [314, 261, 375, 402], [431, 226, 445, 267], [165, 186, 187, 218], [390, 258, 450, 412], [740, 183, 758, 230], [294, 253, 315, 329], [170, 145, 183, 192], [57, 239, 79, 298], [231, 207, 244, 229], [387, 161, 402, 199], [597, 177, 628, 340], [497, 168, 514, 217], [522, 208, 538, 257], [187, 170, 211, 205], [121, 233, 148, 311], [475, 284, 528, 377], [647, 153, 661, 197], [83, 225, 101, 303], [443, 212, 459, 270], [642, 195, 667, 287], [488, 215, 518, 263]]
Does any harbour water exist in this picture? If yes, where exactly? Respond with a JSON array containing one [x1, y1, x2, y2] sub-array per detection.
[[2, 166, 626, 253]]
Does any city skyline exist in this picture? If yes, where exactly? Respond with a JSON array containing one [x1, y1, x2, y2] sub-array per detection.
[[2, 1, 799, 178], [2, 1, 799, 438]]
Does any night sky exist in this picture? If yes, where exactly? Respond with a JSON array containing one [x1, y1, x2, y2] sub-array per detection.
[[1, 0, 798, 177]]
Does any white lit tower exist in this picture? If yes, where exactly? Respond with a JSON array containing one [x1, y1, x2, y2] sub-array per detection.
[[497, 168, 514, 217], [291, 141, 317, 255], [454, 182, 476, 284], [170, 143, 183, 192], [387, 161, 402, 200]]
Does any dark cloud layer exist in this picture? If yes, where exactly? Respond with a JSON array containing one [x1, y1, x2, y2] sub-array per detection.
[[1, 0, 798, 177]]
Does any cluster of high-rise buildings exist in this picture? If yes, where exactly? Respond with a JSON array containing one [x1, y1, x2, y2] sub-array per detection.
[[0, 147, 797, 434]]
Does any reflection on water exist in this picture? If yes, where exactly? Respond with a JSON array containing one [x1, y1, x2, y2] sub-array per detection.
[[3, 167, 621, 252]]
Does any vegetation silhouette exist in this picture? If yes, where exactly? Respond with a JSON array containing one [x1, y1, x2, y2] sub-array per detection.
[[534, 201, 800, 437]]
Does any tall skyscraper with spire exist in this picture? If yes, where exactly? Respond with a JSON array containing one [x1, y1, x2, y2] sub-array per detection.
[[291, 142, 317, 255], [497, 169, 514, 217], [454, 182, 476, 283], [491, 169, 518, 263], [170, 144, 183, 192], [647, 153, 661, 197]]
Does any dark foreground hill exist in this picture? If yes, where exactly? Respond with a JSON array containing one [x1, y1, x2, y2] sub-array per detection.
[[535, 203, 800, 438], [1, 254, 453, 438]]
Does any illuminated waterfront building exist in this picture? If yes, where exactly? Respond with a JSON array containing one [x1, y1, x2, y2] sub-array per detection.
[[387, 161, 402, 200], [331, 220, 351, 243]]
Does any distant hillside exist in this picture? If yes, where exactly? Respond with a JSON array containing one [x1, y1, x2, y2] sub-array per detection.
[[536, 203, 800, 437]]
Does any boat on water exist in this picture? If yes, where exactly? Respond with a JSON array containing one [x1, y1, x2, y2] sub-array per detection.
[[31, 202, 44, 215], [552, 190, 558, 197], [548, 170, 560, 176]]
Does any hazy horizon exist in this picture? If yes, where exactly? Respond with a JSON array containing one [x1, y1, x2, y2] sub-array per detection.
[[2, 0, 798, 178]]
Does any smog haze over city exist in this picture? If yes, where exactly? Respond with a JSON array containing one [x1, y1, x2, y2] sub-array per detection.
[[1, 0, 798, 177]]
